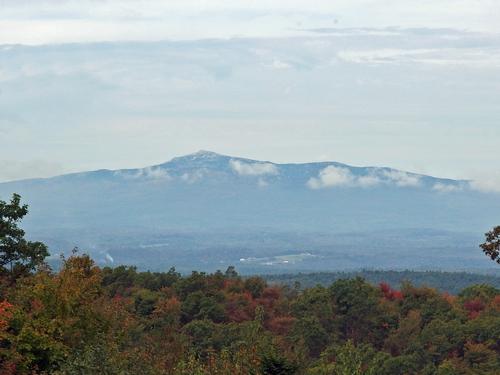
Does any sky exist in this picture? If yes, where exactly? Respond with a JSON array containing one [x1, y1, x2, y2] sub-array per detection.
[[1, 0, 500, 188]]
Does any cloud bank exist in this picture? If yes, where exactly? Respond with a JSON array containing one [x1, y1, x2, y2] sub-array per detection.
[[307, 166, 422, 189], [307, 166, 356, 189], [116, 166, 171, 180], [432, 182, 463, 193], [382, 170, 421, 187], [230, 160, 279, 176], [2, 0, 500, 44]]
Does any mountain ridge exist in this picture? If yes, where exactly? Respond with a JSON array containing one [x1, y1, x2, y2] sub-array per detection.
[[0, 150, 497, 273], [1, 150, 467, 187]]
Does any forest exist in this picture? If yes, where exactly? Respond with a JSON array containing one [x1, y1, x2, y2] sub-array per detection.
[[0, 255, 499, 374], [264, 271, 500, 295], [1, 195, 500, 374]]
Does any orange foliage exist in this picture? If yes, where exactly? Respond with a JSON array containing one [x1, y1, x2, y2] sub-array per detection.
[[225, 292, 256, 322], [380, 283, 403, 301]]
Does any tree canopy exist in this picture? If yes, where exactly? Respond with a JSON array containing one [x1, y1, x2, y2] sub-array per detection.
[[480, 226, 500, 264], [0, 194, 48, 281]]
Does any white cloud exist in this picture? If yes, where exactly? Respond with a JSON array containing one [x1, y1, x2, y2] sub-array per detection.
[[337, 48, 500, 68], [2, 1, 500, 44], [382, 170, 421, 187], [270, 59, 291, 69], [432, 182, 462, 193], [117, 166, 171, 180], [338, 48, 436, 64], [307, 165, 356, 189], [180, 170, 205, 183], [230, 160, 278, 176], [357, 174, 382, 187], [307, 166, 426, 190]]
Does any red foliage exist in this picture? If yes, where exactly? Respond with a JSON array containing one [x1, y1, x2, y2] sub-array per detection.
[[490, 295, 500, 311], [256, 287, 281, 309], [0, 300, 14, 331], [225, 292, 256, 323], [380, 283, 403, 301], [0, 361, 17, 375], [464, 298, 485, 319]]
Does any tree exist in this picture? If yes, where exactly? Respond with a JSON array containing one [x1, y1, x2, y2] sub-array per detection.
[[0, 194, 48, 281], [480, 226, 500, 264]]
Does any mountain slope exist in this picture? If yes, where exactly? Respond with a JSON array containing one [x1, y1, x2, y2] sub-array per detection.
[[0, 151, 498, 272]]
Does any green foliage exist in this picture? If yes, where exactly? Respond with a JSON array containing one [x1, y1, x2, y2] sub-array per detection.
[[0, 194, 48, 282], [264, 270, 500, 295], [480, 226, 500, 264], [260, 350, 298, 375], [328, 277, 384, 345]]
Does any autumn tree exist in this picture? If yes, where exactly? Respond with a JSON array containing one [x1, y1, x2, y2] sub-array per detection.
[[0, 194, 48, 282], [480, 226, 500, 264]]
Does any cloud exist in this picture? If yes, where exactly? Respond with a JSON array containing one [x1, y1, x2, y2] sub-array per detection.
[[270, 59, 291, 69], [307, 166, 425, 190], [382, 170, 421, 187], [116, 166, 171, 180], [180, 170, 205, 183], [2, 1, 500, 45], [230, 160, 278, 176], [337, 48, 436, 64], [337, 48, 500, 68], [307, 166, 356, 189], [0, 27, 499, 181], [432, 182, 463, 193], [356, 174, 382, 187]]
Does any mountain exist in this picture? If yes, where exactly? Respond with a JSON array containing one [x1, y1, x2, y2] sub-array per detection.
[[1, 151, 499, 273]]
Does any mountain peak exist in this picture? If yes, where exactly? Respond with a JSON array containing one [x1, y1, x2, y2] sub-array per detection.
[[192, 150, 221, 158], [163, 150, 230, 168]]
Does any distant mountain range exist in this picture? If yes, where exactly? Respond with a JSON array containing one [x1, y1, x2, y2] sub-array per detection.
[[1, 151, 499, 273]]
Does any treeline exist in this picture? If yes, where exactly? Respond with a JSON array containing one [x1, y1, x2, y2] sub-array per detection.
[[264, 270, 500, 295], [0, 254, 499, 374]]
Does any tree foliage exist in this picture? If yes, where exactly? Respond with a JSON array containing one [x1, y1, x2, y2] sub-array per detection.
[[480, 226, 500, 264], [0, 194, 48, 282]]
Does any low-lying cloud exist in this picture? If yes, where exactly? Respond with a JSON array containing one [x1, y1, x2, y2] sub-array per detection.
[[230, 160, 278, 176], [307, 166, 356, 189], [432, 182, 463, 193], [382, 170, 421, 187], [117, 166, 171, 180], [180, 170, 205, 183], [307, 166, 422, 189]]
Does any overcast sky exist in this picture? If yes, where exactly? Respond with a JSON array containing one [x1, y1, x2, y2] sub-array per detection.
[[1, 0, 499, 187]]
